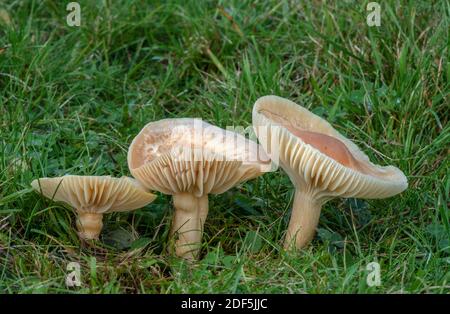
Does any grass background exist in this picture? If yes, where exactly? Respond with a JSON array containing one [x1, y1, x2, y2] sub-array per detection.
[[0, 0, 448, 293]]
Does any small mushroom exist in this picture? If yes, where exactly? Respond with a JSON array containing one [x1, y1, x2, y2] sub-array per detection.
[[31, 175, 156, 240], [128, 118, 270, 259], [252, 95, 408, 249]]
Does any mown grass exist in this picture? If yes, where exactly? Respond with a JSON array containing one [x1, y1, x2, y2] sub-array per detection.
[[0, 0, 448, 293]]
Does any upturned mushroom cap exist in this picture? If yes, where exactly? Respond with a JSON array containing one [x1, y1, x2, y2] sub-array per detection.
[[253, 95, 408, 201], [127, 118, 270, 196], [31, 175, 156, 239]]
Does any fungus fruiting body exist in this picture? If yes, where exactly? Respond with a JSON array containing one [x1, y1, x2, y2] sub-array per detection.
[[252, 95, 408, 249], [31, 175, 156, 240], [128, 118, 270, 259]]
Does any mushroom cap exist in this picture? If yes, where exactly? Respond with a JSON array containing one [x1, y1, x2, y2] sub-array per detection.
[[127, 118, 270, 197], [252, 95, 408, 201], [31, 175, 156, 213]]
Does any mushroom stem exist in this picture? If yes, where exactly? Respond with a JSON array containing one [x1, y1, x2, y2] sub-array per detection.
[[76, 212, 104, 240], [284, 189, 322, 249], [171, 193, 209, 259]]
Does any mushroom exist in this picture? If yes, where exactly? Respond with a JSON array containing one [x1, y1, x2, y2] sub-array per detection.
[[128, 118, 270, 259], [252, 95, 408, 249], [31, 175, 156, 240]]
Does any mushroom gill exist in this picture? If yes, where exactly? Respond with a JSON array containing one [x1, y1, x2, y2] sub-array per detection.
[[31, 175, 156, 240]]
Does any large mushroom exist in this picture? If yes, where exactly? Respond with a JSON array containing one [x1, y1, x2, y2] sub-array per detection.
[[128, 118, 270, 259], [252, 95, 408, 249], [31, 175, 156, 240]]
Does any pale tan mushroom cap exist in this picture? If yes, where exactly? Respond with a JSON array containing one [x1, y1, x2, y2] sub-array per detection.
[[31, 175, 156, 213], [253, 95, 408, 201], [127, 118, 270, 197]]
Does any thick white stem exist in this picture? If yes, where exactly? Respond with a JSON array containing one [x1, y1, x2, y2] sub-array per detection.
[[284, 189, 322, 249], [76, 212, 104, 240], [171, 193, 209, 260]]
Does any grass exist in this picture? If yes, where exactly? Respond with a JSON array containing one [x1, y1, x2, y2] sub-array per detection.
[[0, 0, 448, 293]]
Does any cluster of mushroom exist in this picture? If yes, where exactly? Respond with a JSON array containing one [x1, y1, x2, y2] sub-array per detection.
[[32, 96, 408, 259]]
